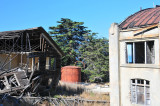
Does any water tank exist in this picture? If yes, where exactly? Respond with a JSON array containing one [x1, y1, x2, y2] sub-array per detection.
[[61, 66, 81, 83]]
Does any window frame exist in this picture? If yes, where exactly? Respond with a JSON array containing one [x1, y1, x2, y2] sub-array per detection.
[[45, 57, 56, 71], [126, 41, 154, 64], [131, 79, 150, 105]]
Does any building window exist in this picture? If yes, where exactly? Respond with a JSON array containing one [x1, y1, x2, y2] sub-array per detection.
[[126, 41, 154, 64], [45, 57, 56, 70], [131, 79, 150, 105]]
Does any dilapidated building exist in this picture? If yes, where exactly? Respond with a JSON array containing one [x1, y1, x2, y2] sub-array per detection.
[[0, 27, 64, 96], [109, 6, 160, 106]]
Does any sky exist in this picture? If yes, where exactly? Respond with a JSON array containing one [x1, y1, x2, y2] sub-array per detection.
[[1, 0, 160, 38]]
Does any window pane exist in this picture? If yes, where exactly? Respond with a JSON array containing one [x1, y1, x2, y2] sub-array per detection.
[[146, 87, 150, 93], [127, 43, 133, 63], [146, 99, 150, 105], [51, 57, 56, 70], [146, 81, 150, 85], [137, 79, 141, 84], [132, 97, 136, 103], [132, 85, 136, 91], [131, 79, 150, 105], [146, 41, 154, 64], [132, 79, 135, 83], [135, 42, 145, 63], [46, 57, 50, 69], [146, 94, 150, 99], [137, 93, 144, 104], [137, 86, 144, 93], [132, 91, 136, 98]]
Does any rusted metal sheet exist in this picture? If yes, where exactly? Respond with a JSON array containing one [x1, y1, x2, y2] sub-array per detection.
[[119, 6, 160, 29]]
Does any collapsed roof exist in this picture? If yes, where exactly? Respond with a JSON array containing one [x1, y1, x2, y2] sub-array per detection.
[[0, 27, 63, 96], [0, 27, 64, 56]]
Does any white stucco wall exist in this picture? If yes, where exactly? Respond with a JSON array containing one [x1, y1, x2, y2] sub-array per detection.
[[119, 28, 160, 106], [109, 22, 160, 106], [120, 67, 160, 106]]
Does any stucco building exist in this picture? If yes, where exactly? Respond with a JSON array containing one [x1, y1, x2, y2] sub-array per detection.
[[109, 6, 160, 106]]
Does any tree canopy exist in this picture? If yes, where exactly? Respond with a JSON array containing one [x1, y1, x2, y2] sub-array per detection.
[[49, 18, 90, 66], [79, 34, 109, 82], [49, 18, 109, 82]]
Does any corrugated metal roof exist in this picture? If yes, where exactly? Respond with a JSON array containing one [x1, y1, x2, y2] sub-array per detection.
[[119, 6, 160, 29]]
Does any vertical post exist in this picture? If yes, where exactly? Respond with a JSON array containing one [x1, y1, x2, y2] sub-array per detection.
[[21, 53, 23, 67], [9, 55, 11, 70], [4, 76, 10, 89], [145, 41, 147, 64], [135, 79, 137, 104], [21, 33, 23, 52], [37, 57, 39, 70], [32, 57, 35, 71], [26, 53, 29, 73], [49, 57, 51, 70], [133, 42, 135, 63], [26, 34, 28, 51], [109, 23, 120, 106], [13, 39, 14, 52], [54, 58, 56, 70], [27, 33, 31, 51], [144, 80, 146, 105], [158, 23, 160, 65]]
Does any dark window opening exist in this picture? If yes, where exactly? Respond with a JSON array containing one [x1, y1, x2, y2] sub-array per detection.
[[126, 41, 154, 64], [135, 42, 145, 63], [45, 57, 56, 70]]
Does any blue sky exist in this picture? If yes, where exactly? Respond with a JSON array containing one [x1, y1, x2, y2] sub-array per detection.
[[1, 0, 160, 38]]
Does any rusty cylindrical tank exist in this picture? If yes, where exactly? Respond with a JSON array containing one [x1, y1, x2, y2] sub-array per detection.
[[61, 66, 81, 83]]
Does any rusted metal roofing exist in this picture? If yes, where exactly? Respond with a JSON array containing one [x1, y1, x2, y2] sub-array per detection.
[[119, 6, 160, 29]]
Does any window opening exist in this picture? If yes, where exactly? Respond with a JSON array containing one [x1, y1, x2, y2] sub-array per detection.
[[45, 57, 56, 70], [51, 57, 56, 70], [135, 42, 145, 63], [126, 41, 154, 64], [126, 43, 133, 63], [29, 57, 39, 71], [131, 79, 150, 105], [146, 41, 154, 64], [46, 57, 50, 69]]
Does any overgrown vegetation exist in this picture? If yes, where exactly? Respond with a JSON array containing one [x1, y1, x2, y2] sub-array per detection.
[[54, 82, 110, 103], [49, 18, 109, 82]]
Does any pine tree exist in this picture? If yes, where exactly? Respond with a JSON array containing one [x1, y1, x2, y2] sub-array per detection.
[[49, 18, 90, 66], [80, 34, 109, 82]]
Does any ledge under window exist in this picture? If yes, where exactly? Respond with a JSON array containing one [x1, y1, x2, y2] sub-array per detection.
[[120, 64, 160, 69]]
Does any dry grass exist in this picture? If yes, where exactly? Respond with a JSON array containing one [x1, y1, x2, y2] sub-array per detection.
[[53, 82, 110, 106], [80, 91, 109, 101]]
